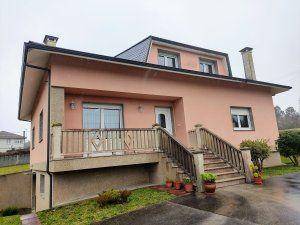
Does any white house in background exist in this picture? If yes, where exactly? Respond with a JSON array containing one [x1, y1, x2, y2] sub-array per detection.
[[0, 131, 25, 152]]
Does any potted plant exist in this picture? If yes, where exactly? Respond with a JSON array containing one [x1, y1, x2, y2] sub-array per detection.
[[201, 173, 217, 194], [183, 178, 193, 192], [250, 164, 263, 185], [165, 179, 173, 188], [174, 180, 182, 190]]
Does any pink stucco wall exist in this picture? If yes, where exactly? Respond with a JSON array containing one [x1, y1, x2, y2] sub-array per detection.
[[148, 43, 228, 75], [30, 76, 48, 164], [51, 55, 279, 149], [65, 95, 173, 130]]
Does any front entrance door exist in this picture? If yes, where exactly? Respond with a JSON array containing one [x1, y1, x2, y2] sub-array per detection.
[[155, 107, 173, 134]]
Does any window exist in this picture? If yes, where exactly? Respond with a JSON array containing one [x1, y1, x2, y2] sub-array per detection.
[[230, 107, 254, 131], [83, 104, 123, 129], [40, 174, 45, 195], [200, 59, 217, 74], [6, 139, 11, 144], [39, 110, 43, 142], [32, 128, 35, 149], [158, 52, 179, 68], [158, 114, 166, 128]]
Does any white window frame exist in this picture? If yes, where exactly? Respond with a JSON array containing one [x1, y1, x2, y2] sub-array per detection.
[[230, 107, 253, 131], [83, 103, 123, 129], [199, 59, 217, 74], [158, 52, 179, 68]]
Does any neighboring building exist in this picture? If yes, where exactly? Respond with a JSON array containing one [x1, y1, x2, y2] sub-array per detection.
[[0, 131, 25, 152], [18, 35, 291, 211]]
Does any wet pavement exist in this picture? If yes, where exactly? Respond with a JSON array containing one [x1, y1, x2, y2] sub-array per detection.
[[94, 173, 300, 225]]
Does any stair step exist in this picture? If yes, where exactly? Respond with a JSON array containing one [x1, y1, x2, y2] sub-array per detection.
[[215, 171, 242, 180], [216, 176, 246, 188], [204, 162, 228, 169], [205, 165, 234, 173], [204, 159, 224, 165]]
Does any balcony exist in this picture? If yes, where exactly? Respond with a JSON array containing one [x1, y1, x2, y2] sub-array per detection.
[[50, 125, 196, 180]]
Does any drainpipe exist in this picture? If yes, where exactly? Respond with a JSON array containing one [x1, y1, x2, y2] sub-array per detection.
[[26, 64, 53, 209]]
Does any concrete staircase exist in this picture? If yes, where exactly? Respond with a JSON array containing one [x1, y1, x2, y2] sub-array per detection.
[[204, 151, 246, 188], [161, 153, 191, 181]]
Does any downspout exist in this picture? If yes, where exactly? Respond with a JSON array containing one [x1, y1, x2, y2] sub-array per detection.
[[26, 64, 53, 209]]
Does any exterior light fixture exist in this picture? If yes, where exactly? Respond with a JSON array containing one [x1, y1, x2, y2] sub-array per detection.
[[138, 104, 143, 113], [70, 101, 76, 110]]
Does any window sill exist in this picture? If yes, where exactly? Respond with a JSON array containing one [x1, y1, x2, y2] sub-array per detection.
[[233, 128, 254, 131]]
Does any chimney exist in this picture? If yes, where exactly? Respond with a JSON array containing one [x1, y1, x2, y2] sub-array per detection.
[[240, 47, 256, 80], [43, 35, 58, 47]]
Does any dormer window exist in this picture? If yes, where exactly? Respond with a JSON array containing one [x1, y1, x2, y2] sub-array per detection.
[[199, 59, 217, 74], [158, 51, 179, 68]]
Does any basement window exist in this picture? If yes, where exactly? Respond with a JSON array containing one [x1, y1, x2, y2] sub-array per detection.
[[231, 107, 254, 131]]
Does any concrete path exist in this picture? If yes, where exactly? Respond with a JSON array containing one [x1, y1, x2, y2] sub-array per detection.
[[94, 173, 300, 225]]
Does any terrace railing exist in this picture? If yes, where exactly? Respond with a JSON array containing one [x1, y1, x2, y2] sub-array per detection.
[[51, 125, 196, 181]]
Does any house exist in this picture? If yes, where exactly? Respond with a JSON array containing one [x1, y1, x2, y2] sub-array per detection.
[[18, 35, 291, 211], [0, 131, 25, 152]]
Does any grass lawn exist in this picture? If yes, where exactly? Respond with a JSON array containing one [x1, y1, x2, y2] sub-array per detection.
[[0, 164, 30, 175], [0, 215, 21, 225], [38, 188, 175, 225], [263, 156, 300, 179]]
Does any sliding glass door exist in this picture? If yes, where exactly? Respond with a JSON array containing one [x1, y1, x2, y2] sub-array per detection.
[[83, 104, 123, 129]]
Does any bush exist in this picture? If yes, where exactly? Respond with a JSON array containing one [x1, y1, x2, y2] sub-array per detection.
[[97, 189, 132, 207], [277, 130, 300, 166], [1, 207, 19, 217], [240, 139, 271, 172], [119, 190, 132, 203], [201, 173, 216, 183]]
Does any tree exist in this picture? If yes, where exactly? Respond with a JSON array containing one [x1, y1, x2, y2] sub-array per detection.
[[274, 106, 300, 130], [277, 130, 300, 166]]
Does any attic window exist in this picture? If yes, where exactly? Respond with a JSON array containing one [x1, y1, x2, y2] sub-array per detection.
[[158, 51, 179, 68], [200, 59, 217, 74]]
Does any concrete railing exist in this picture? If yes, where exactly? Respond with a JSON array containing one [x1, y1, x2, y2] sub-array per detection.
[[52, 126, 159, 159]]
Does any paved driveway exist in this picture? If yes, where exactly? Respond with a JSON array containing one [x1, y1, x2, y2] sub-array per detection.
[[94, 173, 300, 225]]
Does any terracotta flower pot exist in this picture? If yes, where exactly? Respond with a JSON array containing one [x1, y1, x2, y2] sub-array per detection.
[[184, 183, 194, 192], [254, 176, 263, 185], [204, 182, 216, 194], [174, 181, 182, 190], [165, 181, 173, 188]]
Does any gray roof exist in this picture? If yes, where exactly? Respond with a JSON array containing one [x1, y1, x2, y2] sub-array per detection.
[[0, 131, 25, 139], [115, 36, 152, 62]]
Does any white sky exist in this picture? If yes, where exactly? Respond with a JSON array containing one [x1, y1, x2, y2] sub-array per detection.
[[0, 0, 299, 138]]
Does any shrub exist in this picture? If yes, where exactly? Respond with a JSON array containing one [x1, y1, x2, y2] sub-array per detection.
[[240, 139, 271, 172], [119, 190, 132, 203], [183, 178, 192, 184], [277, 130, 300, 166], [201, 173, 216, 183], [1, 207, 19, 217], [97, 189, 132, 207]]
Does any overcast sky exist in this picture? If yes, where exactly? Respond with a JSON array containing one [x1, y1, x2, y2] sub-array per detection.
[[0, 0, 299, 137]]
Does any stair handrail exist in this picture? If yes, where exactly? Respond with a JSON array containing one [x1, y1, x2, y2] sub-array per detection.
[[156, 127, 197, 181], [193, 126, 245, 175]]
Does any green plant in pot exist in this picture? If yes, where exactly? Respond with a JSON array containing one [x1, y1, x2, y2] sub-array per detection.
[[250, 164, 262, 185], [183, 178, 193, 192], [201, 173, 217, 194]]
